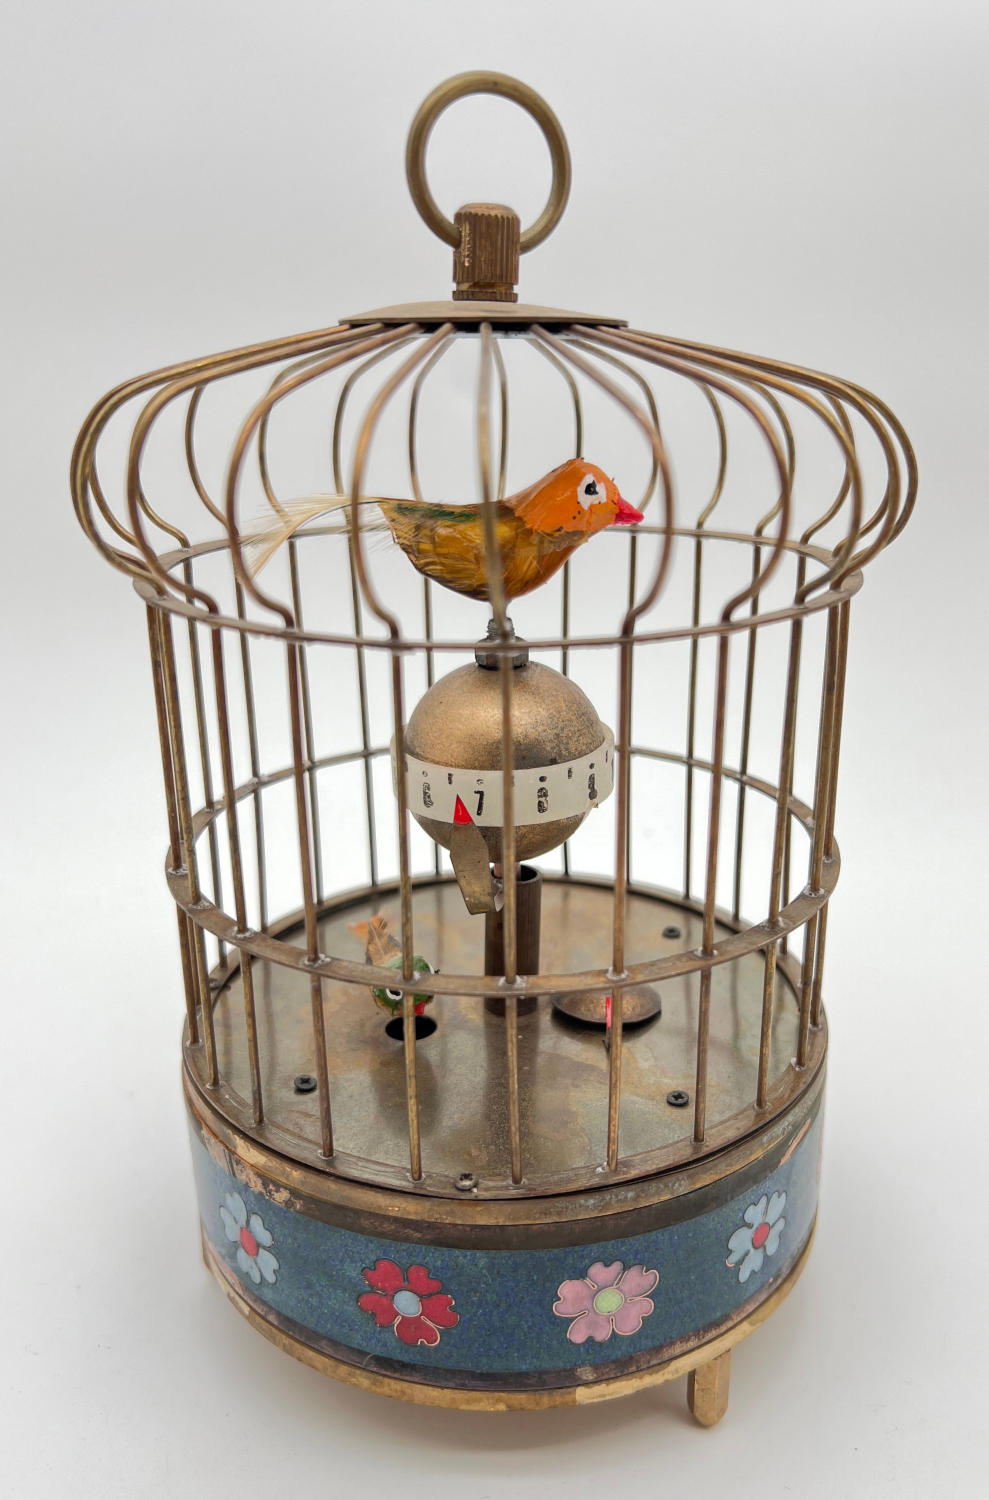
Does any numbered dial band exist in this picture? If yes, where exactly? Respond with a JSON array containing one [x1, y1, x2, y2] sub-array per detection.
[[394, 728, 615, 826]]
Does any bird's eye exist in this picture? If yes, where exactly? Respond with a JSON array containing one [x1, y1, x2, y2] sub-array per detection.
[[577, 476, 599, 507], [385, 987, 403, 1001]]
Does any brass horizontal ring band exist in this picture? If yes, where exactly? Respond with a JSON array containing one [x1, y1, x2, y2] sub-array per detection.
[[406, 71, 571, 252], [137, 532, 862, 652], [169, 853, 837, 1000]]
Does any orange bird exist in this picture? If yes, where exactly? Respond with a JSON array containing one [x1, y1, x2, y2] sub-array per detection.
[[246, 460, 644, 602]]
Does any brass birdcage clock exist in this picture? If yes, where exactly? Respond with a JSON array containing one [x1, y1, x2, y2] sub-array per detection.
[[72, 72, 915, 1424]]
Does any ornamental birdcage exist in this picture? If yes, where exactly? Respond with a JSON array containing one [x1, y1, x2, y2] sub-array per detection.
[[71, 73, 914, 1423]]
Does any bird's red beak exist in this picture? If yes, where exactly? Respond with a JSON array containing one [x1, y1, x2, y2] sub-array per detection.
[[612, 494, 645, 526]]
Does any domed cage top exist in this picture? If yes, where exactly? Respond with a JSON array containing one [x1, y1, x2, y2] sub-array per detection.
[[71, 75, 915, 1216]]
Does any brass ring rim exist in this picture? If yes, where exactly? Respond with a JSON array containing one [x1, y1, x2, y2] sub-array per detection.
[[184, 1022, 826, 1211], [405, 71, 572, 253]]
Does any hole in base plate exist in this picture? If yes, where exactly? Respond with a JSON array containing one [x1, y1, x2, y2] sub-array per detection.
[[384, 1014, 438, 1042]]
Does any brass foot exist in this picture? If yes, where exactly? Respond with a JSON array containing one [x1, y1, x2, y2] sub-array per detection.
[[687, 1349, 730, 1427]]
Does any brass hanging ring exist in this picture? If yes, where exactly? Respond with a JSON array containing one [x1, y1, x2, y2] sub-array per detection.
[[406, 71, 572, 253]]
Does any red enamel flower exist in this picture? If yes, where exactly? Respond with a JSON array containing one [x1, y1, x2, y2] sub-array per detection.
[[358, 1259, 459, 1346]]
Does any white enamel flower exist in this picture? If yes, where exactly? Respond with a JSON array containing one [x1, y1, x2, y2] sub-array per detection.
[[726, 1191, 786, 1283], [219, 1192, 279, 1286]]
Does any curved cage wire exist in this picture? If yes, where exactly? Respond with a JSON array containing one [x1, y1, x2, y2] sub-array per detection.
[[71, 308, 915, 1199]]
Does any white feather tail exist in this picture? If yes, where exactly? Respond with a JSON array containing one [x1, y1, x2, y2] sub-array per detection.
[[242, 496, 386, 577]]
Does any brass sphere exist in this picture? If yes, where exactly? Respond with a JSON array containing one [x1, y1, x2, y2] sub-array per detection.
[[405, 660, 607, 861]]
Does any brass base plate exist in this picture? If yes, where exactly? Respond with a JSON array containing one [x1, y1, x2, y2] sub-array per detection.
[[211, 880, 799, 1189]]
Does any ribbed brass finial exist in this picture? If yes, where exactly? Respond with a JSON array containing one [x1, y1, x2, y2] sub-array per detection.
[[453, 203, 520, 302]]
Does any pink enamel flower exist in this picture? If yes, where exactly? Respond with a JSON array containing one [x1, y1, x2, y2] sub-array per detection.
[[554, 1260, 659, 1344]]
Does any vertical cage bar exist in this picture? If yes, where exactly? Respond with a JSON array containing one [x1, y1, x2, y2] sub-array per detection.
[[798, 923, 819, 1067], [422, 579, 440, 875], [406, 324, 452, 902], [624, 534, 638, 886], [798, 605, 840, 1066], [732, 547, 761, 921], [286, 648, 320, 958], [183, 564, 225, 959], [423, 578, 435, 690], [560, 560, 571, 680], [811, 599, 850, 1027], [288, 537, 324, 903], [693, 970, 712, 1141], [684, 538, 703, 898], [285, 637, 333, 1155], [694, 632, 731, 1143], [479, 323, 522, 1185], [310, 975, 334, 1158], [392, 646, 422, 1181], [184, 377, 259, 961], [211, 625, 264, 1125], [757, 611, 803, 1107], [501, 649, 522, 1185], [147, 604, 199, 1045], [492, 337, 509, 502], [780, 555, 807, 957], [234, 582, 268, 932], [147, 606, 182, 871], [561, 562, 571, 873], [331, 351, 389, 893], [734, 384, 794, 932], [159, 608, 217, 1085], [530, 332, 582, 690], [756, 952, 777, 1111], [683, 383, 727, 900], [175, 912, 200, 1044], [780, 827, 792, 959], [351, 572, 379, 889], [607, 638, 634, 1171]]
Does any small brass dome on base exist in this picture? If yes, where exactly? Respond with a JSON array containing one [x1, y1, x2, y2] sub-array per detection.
[[552, 983, 663, 1026]]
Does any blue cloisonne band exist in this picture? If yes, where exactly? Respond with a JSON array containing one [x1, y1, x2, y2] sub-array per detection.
[[190, 1098, 822, 1384]]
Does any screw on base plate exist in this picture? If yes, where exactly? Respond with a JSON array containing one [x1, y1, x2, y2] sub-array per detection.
[[667, 1089, 690, 1107], [294, 1074, 317, 1094], [455, 1172, 478, 1192], [663, 925, 682, 939]]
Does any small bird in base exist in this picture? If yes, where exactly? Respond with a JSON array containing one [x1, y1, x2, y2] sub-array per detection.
[[246, 459, 644, 602], [347, 913, 436, 1019]]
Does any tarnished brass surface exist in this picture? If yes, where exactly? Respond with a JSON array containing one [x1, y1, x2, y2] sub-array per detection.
[[203, 1225, 814, 1410], [453, 203, 520, 302], [341, 300, 626, 328], [405, 660, 607, 861], [687, 1350, 731, 1426], [185, 1058, 823, 1233], [553, 982, 663, 1026], [212, 880, 798, 1188]]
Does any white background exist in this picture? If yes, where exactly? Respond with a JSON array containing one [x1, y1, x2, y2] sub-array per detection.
[[2, 2, 987, 1495]]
